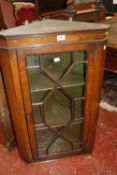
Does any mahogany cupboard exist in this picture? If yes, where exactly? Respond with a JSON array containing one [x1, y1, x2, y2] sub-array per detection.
[[0, 20, 109, 163]]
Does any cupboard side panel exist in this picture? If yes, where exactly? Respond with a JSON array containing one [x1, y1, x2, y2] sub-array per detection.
[[0, 49, 33, 162], [86, 43, 106, 151], [82, 48, 96, 152]]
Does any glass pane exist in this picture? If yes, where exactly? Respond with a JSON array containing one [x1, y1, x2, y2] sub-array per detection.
[[40, 52, 72, 81], [32, 105, 43, 124], [64, 85, 85, 98], [36, 129, 57, 149], [62, 123, 83, 142], [26, 50, 88, 159], [73, 51, 87, 62], [48, 137, 72, 155], [27, 68, 54, 90], [36, 123, 83, 157], [44, 90, 71, 126], [74, 99, 85, 118], [31, 91, 49, 103], [60, 63, 86, 87], [26, 55, 40, 67]]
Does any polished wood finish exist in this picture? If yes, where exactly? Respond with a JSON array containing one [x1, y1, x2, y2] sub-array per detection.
[[0, 20, 109, 163], [104, 17, 117, 73], [41, 8, 106, 22], [105, 47, 117, 73], [36, 1, 106, 22], [0, 49, 33, 162]]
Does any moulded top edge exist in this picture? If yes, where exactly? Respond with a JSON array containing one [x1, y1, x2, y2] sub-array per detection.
[[0, 19, 110, 39]]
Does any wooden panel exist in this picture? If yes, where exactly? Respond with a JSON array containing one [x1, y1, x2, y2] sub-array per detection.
[[105, 47, 117, 73], [0, 49, 33, 162], [0, 71, 15, 151], [85, 44, 106, 151]]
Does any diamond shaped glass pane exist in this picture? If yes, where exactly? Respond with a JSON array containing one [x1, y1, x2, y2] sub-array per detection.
[[44, 90, 71, 126]]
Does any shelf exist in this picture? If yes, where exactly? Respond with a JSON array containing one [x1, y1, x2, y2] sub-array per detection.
[[27, 66, 86, 91], [35, 117, 84, 130], [31, 85, 85, 105], [30, 82, 85, 93]]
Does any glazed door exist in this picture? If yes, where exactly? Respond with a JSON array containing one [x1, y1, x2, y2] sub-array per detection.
[[18, 44, 99, 161]]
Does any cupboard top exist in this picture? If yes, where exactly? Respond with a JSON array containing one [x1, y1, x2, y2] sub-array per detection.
[[0, 20, 110, 39]]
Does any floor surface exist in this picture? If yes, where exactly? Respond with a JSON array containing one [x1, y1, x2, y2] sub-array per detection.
[[0, 108, 117, 175]]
